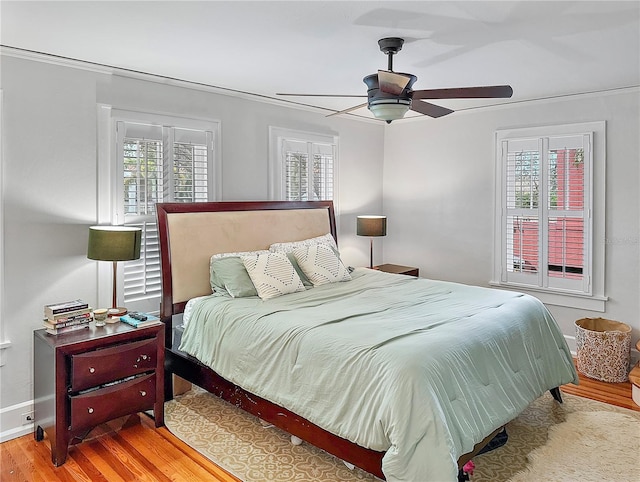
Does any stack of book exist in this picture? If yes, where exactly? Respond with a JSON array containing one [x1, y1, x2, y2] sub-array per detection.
[[43, 299, 92, 335]]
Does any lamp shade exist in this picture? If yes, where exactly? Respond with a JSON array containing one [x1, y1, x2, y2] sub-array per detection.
[[88, 226, 142, 261], [357, 216, 387, 237]]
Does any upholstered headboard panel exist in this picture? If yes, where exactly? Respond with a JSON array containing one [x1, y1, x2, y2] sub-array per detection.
[[156, 201, 336, 317]]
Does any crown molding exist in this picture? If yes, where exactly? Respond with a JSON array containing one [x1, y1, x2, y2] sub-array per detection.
[[0, 45, 381, 124]]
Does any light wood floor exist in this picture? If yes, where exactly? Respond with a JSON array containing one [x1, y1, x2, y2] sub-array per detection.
[[2, 365, 638, 482]]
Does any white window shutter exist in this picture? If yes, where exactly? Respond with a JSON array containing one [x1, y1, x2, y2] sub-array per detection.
[[281, 138, 335, 202], [117, 120, 215, 314], [497, 129, 592, 295]]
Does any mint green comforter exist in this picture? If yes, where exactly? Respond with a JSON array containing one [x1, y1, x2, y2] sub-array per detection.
[[180, 268, 578, 482]]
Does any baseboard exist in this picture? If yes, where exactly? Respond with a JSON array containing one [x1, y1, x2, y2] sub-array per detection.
[[565, 334, 577, 355], [0, 399, 34, 442]]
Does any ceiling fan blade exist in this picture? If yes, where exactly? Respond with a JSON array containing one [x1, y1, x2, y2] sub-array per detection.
[[410, 100, 454, 118], [326, 102, 368, 117], [411, 85, 513, 100], [378, 70, 411, 95], [276, 93, 366, 98]]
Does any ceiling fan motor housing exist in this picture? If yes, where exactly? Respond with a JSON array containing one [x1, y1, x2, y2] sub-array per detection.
[[363, 73, 417, 122], [363, 73, 417, 102]]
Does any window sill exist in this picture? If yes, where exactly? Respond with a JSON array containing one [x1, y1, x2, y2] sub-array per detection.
[[0, 340, 11, 367], [488, 281, 608, 312]]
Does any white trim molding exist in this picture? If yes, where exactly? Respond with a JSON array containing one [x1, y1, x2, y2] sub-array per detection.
[[0, 399, 33, 442], [0, 89, 7, 356], [492, 121, 606, 311]]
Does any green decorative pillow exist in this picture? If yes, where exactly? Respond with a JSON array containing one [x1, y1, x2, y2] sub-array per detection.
[[286, 252, 313, 287], [209, 251, 268, 297]]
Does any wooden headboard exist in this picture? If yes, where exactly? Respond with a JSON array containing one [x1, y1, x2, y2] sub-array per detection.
[[156, 201, 336, 334]]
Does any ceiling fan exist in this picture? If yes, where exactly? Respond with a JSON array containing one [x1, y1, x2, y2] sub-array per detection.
[[277, 37, 513, 123]]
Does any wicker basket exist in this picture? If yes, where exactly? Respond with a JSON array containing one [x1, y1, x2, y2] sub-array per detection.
[[575, 318, 632, 382]]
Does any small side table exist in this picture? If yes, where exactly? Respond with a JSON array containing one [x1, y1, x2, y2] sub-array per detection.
[[374, 263, 419, 277], [34, 322, 164, 466]]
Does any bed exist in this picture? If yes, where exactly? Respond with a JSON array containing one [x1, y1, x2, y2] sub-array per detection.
[[157, 200, 578, 482]]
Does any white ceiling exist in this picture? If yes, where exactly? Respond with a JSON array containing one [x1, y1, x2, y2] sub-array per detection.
[[2, 1, 639, 121]]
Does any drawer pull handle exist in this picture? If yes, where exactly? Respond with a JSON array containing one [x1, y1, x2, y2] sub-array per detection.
[[135, 354, 149, 364], [88, 407, 94, 414], [89, 367, 95, 373], [140, 390, 147, 397]]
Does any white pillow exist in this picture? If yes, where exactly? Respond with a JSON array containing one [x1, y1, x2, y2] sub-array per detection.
[[292, 244, 351, 286], [242, 252, 305, 300], [211, 249, 269, 260], [269, 233, 338, 254]]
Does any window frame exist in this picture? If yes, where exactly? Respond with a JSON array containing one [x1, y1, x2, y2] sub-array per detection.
[[97, 105, 221, 313], [0, 90, 9, 365], [491, 121, 607, 311], [268, 126, 339, 206]]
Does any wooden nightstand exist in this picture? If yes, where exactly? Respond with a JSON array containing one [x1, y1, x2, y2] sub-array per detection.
[[374, 263, 419, 277], [33, 321, 164, 466]]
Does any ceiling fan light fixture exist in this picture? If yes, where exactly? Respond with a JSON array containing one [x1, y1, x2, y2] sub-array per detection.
[[368, 99, 411, 123]]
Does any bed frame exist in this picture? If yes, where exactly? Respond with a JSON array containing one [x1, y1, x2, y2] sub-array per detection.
[[156, 200, 559, 480]]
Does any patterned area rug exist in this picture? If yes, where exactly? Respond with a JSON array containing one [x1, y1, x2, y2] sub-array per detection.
[[164, 387, 640, 482]]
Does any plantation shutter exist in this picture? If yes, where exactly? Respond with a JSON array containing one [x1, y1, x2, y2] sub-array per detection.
[[501, 134, 591, 293], [546, 135, 590, 292], [283, 139, 309, 201], [503, 138, 542, 286], [282, 139, 334, 201], [117, 121, 213, 313], [312, 142, 334, 201]]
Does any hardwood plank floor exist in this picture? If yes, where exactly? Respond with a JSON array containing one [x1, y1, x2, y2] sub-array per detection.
[[2, 362, 637, 482], [1, 415, 239, 482], [561, 365, 640, 412]]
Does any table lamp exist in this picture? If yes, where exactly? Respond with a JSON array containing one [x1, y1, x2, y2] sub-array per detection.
[[88, 225, 142, 316], [357, 215, 387, 269]]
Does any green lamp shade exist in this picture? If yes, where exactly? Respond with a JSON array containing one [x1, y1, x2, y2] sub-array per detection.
[[87, 226, 142, 261], [357, 216, 387, 237]]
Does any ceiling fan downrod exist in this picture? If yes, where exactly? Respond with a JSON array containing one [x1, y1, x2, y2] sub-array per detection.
[[378, 37, 404, 72]]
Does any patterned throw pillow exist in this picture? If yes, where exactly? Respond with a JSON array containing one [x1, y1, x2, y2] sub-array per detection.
[[292, 244, 351, 286], [242, 252, 305, 300], [269, 233, 338, 254]]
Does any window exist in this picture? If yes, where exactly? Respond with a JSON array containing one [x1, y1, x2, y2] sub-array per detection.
[[269, 127, 338, 202], [493, 122, 606, 310], [98, 107, 220, 314]]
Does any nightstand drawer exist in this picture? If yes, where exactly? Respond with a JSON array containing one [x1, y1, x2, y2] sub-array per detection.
[[70, 338, 157, 391], [69, 373, 156, 431]]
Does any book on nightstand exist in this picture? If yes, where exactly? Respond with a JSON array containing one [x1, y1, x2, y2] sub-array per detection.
[[120, 312, 160, 328], [44, 310, 92, 324], [46, 322, 90, 336], [44, 299, 89, 318], [43, 299, 92, 335], [43, 315, 91, 330]]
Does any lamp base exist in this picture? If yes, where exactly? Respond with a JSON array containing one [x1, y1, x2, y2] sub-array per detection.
[[108, 307, 128, 317]]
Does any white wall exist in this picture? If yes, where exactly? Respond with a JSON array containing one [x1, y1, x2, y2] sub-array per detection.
[[382, 90, 640, 350], [0, 54, 384, 438]]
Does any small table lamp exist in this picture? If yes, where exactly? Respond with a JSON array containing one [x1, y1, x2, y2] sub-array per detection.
[[88, 225, 142, 316], [357, 215, 387, 269]]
